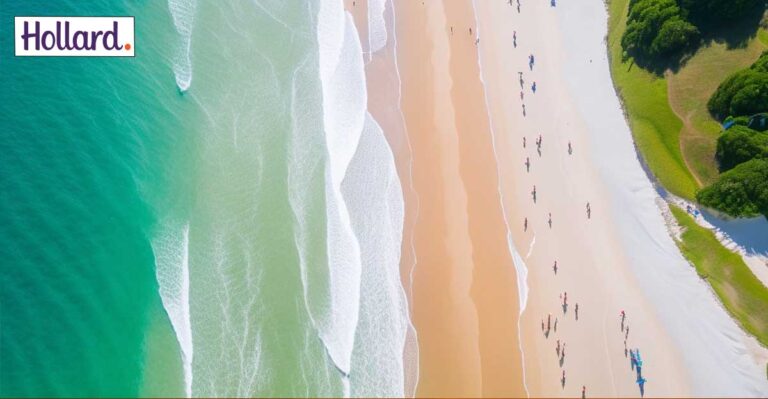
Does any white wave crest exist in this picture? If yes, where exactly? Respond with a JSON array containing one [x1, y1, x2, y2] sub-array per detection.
[[367, 0, 387, 56], [293, 0, 367, 380], [151, 221, 194, 397], [344, 113, 409, 397], [168, 0, 196, 91]]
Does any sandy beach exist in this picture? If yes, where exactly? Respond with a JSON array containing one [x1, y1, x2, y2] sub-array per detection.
[[346, 0, 768, 396], [390, 0, 526, 396], [473, 0, 768, 396]]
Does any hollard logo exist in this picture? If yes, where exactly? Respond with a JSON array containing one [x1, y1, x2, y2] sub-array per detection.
[[15, 17, 134, 57]]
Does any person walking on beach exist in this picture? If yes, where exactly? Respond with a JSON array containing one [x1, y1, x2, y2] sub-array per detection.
[[548, 212, 553, 228], [542, 319, 545, 332], [556, 339, 561, 357], [519, 72, 524, 89], [532, 81, 537, 93], [513, 30, 517, 47], [561, 342, 566, 361], [561, 369, 566, 388], [520, 91, 524, 100], [524, 217, 528, 231], [554, 317, 558, 332], [575, 303, 579, 320], [620, 310, 626, 331], [637, 376, 646, 397], [532, 185, 537, 203], [525, 157, 530, 172], [553, 260, 558, 275], [568, 141, 572, 155], [537, 134, 543, 154], [582, 385, 586, 399], [625, 340, 628, 358], [625, 325, 630, 339], [586, 202, 591, 219], [522, 103, 526, 116], [548, 313, 552, 331], [529, 54, 535, 70]]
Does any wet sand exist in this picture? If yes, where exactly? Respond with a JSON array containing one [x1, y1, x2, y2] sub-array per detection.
[[347, 0, 768, 396], [393, 0, 525, 396]]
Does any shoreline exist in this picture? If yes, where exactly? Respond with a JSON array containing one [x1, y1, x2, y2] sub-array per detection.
[[346, 0, 421, 395], [599, 0, 768, 292], [555, 0, 768, 394], [391, 0, 526, 395], [349, 0, 767, 396]]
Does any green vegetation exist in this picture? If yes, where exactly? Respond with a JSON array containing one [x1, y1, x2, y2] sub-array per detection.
[[609, 0, 699, 199], [696, 159, 768, 218], [708, 51, 768, 120], [698, 49, 768, 219], [715, 125, 768, 171], [620, 0, 763, 67], [610, 0, 768, 348], [666, 34, 767, 186], [679, 0, 762, 25], [670, 205, 768, 347], [621, 0, 699, 63]]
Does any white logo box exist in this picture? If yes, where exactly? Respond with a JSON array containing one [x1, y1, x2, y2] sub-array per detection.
[[15, 16, 134, 57]]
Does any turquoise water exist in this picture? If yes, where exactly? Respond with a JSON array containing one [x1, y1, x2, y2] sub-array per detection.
[[1, 0, 412, 396], [1, 0, 190, 396]]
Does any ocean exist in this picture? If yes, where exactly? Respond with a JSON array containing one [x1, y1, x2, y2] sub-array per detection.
[[0, 0, 412, 396]]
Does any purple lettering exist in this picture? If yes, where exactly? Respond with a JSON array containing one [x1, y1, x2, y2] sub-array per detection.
[[102, 21, 122, 50], [21, 21, 40, 50], [72, 30, 87, 50], [41, 30, 55, 50], [89, 31, 103, 50]]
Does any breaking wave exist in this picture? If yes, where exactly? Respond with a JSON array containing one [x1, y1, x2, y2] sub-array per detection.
[[151, 220, 193, 397], [168, 0, 196, 91]]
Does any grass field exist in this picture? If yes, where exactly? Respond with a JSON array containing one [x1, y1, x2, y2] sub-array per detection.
[[670, 206, 768, 347], [606, 0, 699, 200], [667, 27, 767, 187], [608, 0, 767, 192], [608, 0, 768, 350]]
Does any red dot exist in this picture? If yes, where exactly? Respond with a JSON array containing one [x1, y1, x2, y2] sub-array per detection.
[[125, 43, 132, 50]]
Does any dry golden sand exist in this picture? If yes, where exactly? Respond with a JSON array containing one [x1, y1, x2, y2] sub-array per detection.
[[473, 0, 691, 396]]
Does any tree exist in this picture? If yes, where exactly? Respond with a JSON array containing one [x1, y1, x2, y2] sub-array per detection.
[[708, 53, 768, 120], [749, 51, 768, 73], [679, 0, 763, 25], [696, 158, 768, 218], [715, 125, 768, 171], [650, 16, 700, 56], [621, 0, 698, 63]]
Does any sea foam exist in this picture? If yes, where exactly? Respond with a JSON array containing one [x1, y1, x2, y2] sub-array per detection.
[[168, 0, 196, 91], [151, 221, 193, 397], [285, 0, 371, 386], [344, 113, 409, 397], [367, 0, 387, 57]]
